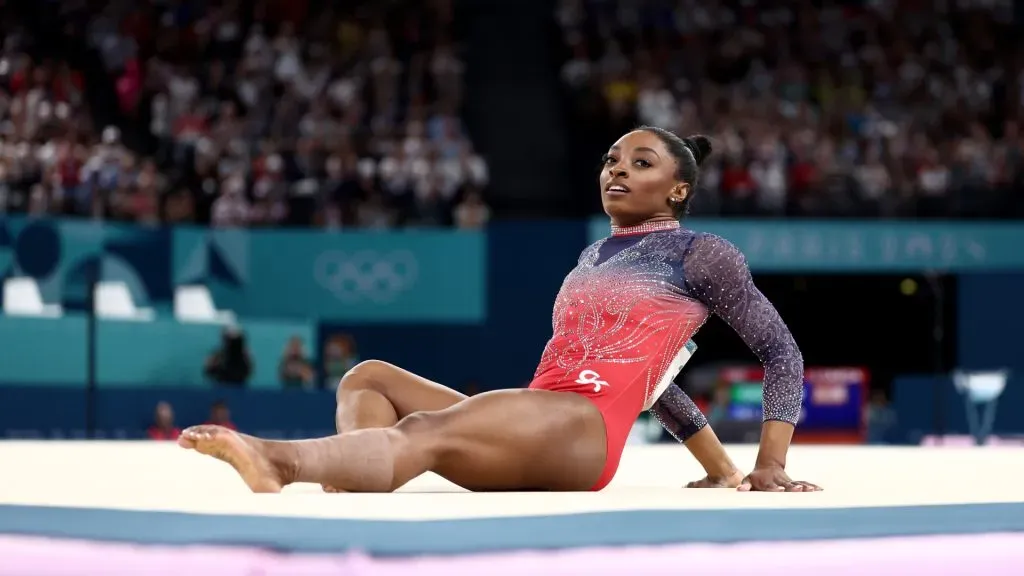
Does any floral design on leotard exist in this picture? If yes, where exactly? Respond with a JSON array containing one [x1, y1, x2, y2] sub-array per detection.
[[537, 227, 804, 426], [538, 232, 708, 409]]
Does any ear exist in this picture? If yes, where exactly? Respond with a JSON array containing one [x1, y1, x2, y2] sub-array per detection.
[[669, 183, 689, 204]]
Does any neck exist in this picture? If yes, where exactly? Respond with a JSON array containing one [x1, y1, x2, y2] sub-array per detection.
[[610, 218, 680, 237]]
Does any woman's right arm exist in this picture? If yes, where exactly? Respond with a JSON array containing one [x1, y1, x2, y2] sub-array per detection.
[[651, 384, 742, 486]]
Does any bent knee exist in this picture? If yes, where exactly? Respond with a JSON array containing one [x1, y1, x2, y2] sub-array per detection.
[[392, 411, 448, 456], [394, 409, 521, 477], [394, 410, 443, 432], [336, 359, 395, 399]]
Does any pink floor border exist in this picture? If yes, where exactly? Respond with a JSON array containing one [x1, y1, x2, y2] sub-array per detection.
[[1, 533, 1022, 575]]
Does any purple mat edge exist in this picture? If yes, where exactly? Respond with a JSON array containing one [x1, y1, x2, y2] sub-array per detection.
[[1, 533, 1023, 576]]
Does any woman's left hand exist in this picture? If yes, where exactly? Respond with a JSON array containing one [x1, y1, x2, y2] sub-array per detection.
[[738, 466, 821, 492]]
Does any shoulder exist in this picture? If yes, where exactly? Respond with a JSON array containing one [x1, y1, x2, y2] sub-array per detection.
[[577, 238, 606, 264], [680, 231, 751, 289], [683, 231, 746, 262]]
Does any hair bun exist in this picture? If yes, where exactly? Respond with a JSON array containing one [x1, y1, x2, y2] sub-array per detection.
[[683, 135, 713, 166]]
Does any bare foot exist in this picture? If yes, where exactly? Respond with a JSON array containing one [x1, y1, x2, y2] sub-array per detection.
[[321, 484, 348, 493], [179, 425, 286, 493]]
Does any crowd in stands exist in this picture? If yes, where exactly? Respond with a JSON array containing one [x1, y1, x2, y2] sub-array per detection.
[[0, 0, 491, 229], [3, 0, 1024, 227], [557, 0, 1024, 218]]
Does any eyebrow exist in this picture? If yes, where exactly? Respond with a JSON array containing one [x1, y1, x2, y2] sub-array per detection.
[[608, 145, 661, 159]]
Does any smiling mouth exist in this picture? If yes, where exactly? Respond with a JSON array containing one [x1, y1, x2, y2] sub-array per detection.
[[606, 184, 630, 195]]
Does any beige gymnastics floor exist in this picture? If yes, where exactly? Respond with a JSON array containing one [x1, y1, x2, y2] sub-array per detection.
[[0, 442, 1020, 520]]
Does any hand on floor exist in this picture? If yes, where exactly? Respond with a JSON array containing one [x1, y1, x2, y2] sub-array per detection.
[[685, 469, 745, 488], [738, 465, 821, 492]]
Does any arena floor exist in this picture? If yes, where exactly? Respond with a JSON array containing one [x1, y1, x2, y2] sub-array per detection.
[[2, 442, 1024, 550], [1, 442, 1023, 573]]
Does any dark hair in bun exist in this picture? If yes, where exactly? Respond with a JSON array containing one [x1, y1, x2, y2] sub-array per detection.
[[636, 126, 713, 217]]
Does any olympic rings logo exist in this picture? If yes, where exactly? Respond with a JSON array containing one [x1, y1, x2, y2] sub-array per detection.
[[313, 250, 419, 303]]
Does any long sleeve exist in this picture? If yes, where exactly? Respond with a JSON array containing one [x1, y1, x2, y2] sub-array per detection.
[[682, 233, 804, 424], [650, 383, 708, 442]]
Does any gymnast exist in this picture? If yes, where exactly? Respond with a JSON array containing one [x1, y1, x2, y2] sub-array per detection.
[[180, 127, 821, 493], [320, 339, 748, 492]]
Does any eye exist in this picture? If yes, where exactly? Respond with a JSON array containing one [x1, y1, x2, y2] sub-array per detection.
[[634, 159, 652, 168], [602, 154, 616, 165]]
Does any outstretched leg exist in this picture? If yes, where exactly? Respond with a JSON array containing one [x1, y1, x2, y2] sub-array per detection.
[[180, 388, 608, 493], [179, 425, 403, 493]]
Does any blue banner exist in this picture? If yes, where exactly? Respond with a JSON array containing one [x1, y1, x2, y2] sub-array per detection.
[[0, 314, 314, 388], [0, 218, 485, 323], [0, 385, 339, 439], [0, 217, 168, 310], [172, 228, 485, 322], [589, 218, 1024, 272]]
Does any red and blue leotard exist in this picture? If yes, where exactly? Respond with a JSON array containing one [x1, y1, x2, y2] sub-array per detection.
[[528, 219, 805, 490]]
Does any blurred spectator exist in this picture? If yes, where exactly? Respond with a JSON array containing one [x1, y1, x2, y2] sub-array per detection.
[[205, 400, 237, 431], [707, 384, 731, 426], [865, 389, 897, 445], [204, 326, 253, 387], [557, 0, 1024, 219], [0, 0, 491, 228], [147, 401, 180, 440], [280, 335, 315, 388], [323, 334, 360, 389], [453, 190, 491, 229]]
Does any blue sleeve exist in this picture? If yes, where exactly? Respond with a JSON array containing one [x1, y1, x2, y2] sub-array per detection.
[[682, 234, 804, 424], [650, 383, 708, 442]]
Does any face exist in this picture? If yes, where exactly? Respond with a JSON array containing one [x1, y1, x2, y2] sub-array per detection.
[[337, 336, 354, 354], [599, 130, 687, 226], [156, 402, 173, 425]]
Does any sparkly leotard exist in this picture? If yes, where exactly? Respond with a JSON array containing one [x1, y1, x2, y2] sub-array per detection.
[[528, 219, 804, 490]]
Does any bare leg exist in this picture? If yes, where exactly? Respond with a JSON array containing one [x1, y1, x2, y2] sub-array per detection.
[[325, 360, 467, 492], [180, 388, 608, 493], [179, 426, 400, 493], [326, 360, 739, 489], [334, 360, 467, 432]]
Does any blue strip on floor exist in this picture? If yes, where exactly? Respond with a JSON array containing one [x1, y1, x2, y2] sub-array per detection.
[[0, 503, 1022, 556]]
